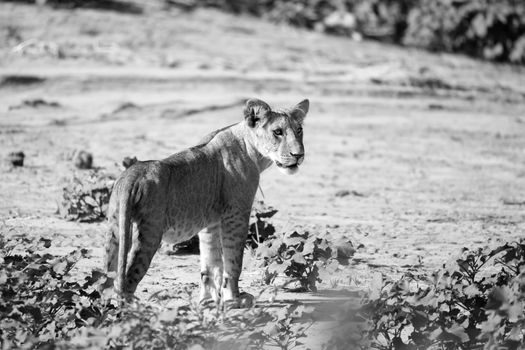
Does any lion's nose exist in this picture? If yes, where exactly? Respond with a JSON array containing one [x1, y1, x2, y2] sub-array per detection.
[[290, 152, 304, 160]]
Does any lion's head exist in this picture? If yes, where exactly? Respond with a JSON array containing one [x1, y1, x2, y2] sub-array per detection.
[[244, 98, 309, 175]]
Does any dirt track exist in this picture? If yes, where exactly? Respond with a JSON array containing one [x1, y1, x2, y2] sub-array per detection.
[[1, 2, 525, 308]]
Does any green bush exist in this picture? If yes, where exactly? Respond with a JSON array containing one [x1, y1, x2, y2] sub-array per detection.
[[357, 241, 525, 349], [0, 235, 316, 349], [58, 170, 115, 222], [254, 230, 354, 292], [404, 0, 525, 63], [247, 203, 278, 249], [0, 236, 110, 349], [7, 213, 524, 349], [201, 0, 525, 64]]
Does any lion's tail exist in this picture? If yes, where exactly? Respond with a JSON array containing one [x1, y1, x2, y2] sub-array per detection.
[[116, 180, 134, 296]]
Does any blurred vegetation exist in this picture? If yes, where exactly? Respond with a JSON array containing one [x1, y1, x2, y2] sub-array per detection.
[[201, 0, 525, 64], [3, 0, 143, 13], [6, 0, 524, 63]]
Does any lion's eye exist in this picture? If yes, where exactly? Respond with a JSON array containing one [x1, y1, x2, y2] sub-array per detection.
[[297, 127, 303, 134], [273, 129, 283, 137]]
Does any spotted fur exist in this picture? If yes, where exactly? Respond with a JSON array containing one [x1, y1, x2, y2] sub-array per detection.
[[103, 98, 309, 306]]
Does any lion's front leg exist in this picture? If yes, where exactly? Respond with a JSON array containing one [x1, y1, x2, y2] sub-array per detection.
[[219, 211, 254, 308]]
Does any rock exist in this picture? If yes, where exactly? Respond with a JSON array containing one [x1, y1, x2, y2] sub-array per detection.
[[73, 150, 93, 169], [8, 151, 25, 167], [8, 98, 61, 110], [335, 190, 350, 197], [335, 189, 366, 198]]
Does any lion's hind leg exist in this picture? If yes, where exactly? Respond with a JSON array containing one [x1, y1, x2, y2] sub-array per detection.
[[198, 222, 223, 304], [101, 210, 122, 292]]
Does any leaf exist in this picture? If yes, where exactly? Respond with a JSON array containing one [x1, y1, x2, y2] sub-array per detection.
[[302, 240, 315, 255], [248, 330, 268, 342], [83, 195, 99, 208], [290, 304, 314, 318], [392, 336, 415, 350], [0, 271, 7, 285], [256, 209, 278, 219], [463, 284, 479, 298], [439, 303, 449, 312], [275, 307, 289, 322], [83, 269, 106, 287], [267, 261, 287, 275], [257, 241, 282, 260], [158, 309, 179, 322], [15, 330, 29, 344], [284, 231, 308, 246], [316, 238, 330, 251], [508, 325, 523, 341], [486, 287, 507, 309], [411, 310, 428, 329], [429, 328, 442, 341], [291, 253, 306, 264], [471, 13, 487, 38], [324, 259, 339, 274], [262, 322, 279, 336], [284, 236, 305, 247], [19, 305, 43, 323], [53, 260, 68, 275], [446, 324, 469, 343], [504, 303, 523, 323]]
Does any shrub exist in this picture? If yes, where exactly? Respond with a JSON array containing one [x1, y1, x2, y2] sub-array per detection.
[[0, 234, 317, 349], [247, 202, 278, 249], [0, 236, 110, 349], [58, 170, 115, 222], [254, 230, 354, 292], [359, 240, 525, 349], [200, 0, 525, 64], [404, 0, 525, 63]]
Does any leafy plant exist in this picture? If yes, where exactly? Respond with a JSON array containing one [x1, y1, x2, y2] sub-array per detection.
[[247, 202, 278, 249], [255, 230, 353, 292], [0, 236, 111, 349], [200, 0, 525, 64], [404, 0, 525, 63], [0, 234, 319, 349], [58, 170, 115, 222], [92, 292, 316, 350], [251, 302, 315, 350], [359, 240, 525, 350]]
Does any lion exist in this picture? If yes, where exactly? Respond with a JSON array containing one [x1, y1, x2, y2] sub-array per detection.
[[103, 98, 309, 307]]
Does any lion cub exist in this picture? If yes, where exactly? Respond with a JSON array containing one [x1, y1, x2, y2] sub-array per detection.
[[104, 98, 309, 306]]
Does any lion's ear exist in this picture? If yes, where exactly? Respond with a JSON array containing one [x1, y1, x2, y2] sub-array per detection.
[[244, 98, 271, 128], [290, 99, 309, 123]]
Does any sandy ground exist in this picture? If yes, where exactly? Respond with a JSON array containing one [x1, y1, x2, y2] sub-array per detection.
[[1, 2, 525, 345]]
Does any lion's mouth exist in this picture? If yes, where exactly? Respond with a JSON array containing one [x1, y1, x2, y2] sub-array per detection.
[[275, 161, 298, 170]]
